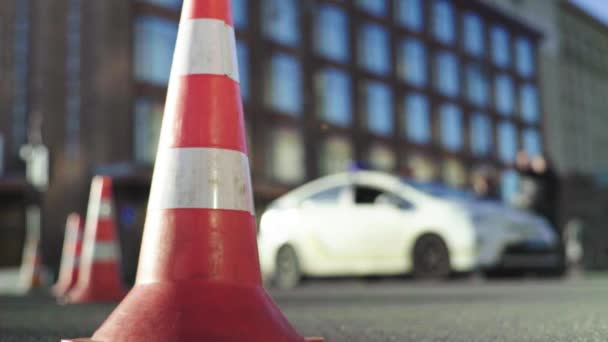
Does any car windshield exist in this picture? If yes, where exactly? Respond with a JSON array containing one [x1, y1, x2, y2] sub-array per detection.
[[403, 179, 475, 201]]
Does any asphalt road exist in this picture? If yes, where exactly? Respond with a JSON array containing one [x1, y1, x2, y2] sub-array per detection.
[[1, 274, 608, 341]]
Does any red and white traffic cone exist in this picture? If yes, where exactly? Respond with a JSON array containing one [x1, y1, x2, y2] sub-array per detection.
[[63, 1, 322, 341], [65, 176, 126, 303], [52, 213, 84, 298]]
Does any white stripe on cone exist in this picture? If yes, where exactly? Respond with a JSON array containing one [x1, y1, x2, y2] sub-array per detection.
[[172, 18, 239, 82], [92, 242, 120, 262], [148, 147, 254, 214]]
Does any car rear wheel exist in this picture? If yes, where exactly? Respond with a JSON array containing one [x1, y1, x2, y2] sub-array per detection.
[[274, 245, 301, 289], [413, 235, 451, 280]]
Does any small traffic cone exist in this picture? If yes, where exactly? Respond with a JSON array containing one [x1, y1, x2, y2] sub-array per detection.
[[65, 176, 126, 303], [63, 1, 322, 341], [16, 205, 48, 293], [52, 213, 84, 298]]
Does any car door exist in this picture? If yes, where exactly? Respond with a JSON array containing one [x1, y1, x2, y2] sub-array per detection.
[[347, 185, 416, 269], [298, 185, 361, 265]]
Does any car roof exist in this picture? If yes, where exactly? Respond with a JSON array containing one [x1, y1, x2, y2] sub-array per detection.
[[275, 171, 429, 205]]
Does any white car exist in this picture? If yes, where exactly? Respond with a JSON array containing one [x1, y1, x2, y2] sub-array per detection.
[[257, 171, 478, 288], [406, 182, 563, 276]]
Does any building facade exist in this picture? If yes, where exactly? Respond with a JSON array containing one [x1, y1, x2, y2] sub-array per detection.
[[0, 0, 548, 277]]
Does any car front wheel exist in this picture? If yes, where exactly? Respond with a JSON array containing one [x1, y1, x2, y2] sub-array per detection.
[[273, 245, 301, 289], [412, 234, 451, 280]]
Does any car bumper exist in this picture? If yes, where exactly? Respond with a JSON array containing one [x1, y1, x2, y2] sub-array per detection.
[[492, 241, 561, 270]]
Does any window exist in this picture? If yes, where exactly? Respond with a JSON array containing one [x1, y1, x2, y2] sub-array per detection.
[[231, 0, 248, 29], [320, 136, 353, 175], [262, 0, 299, 46], [265, 53, 302, 115], [358, 23, 391, 75], [405, 154, 437, 181], [398, 39, 426, 87], [433, 0, 455, 44], [435, 52, 459, 97], [466, 64, 488, 107], [501, 169, 519, 203], [470, 113, 492, 156], [362, 82, 393, 136], [141, 0, 182, 9], [404, 94, 430, 144], [442, 159, 467, 187], [395, 0, 423, 31], [357, 0, 387, 16], [368, 144, 396, 171], [315, 5, 349, 62], [307, 187, 344, 204], [491, 26, 510, 67], [520, 84, 539, 123], [269, 127, 305, 183], [516, 37, 534, 76], [523, 129, 542, 157], [498, 121, 517, 163], [495, 74, 514, 116], [134, 98, 164, 163], [463, 12, 484, 57], [134, 16, 178, 85], [236, 41, 249, 100], [440, 104, 463, 151], [316, 68, 352, 127]]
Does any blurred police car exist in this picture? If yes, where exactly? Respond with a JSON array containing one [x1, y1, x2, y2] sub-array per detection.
[[257, 171, 478, 289], [406, 181, 563, 276]]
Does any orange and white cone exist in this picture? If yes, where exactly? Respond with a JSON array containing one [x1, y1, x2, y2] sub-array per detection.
[[65, 176, 126, 303], [63, 1, 321, 341], [52, 213, 84, 298], [16, 205, 47, 293]]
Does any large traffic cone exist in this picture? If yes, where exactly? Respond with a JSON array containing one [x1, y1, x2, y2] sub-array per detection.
[[52, 213, 84, 298], [65, 176, 126, 303], [63, 1, 322, 341]]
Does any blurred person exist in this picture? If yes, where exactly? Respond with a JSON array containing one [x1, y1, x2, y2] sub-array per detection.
[[512, 150, 538, 209], [472, 166, 499, 201], [530, 155, 560, 231]]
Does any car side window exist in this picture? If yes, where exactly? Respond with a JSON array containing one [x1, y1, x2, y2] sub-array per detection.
[[303, 186, 345, 205], [355, 186, 413, 210]]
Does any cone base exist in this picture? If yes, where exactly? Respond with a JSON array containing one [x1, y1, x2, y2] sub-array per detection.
[[66, 280, 319, 342]]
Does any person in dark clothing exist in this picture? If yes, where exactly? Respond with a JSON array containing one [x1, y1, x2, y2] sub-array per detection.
[[472, 165, 500, 201], [530, 155, 560, 232]]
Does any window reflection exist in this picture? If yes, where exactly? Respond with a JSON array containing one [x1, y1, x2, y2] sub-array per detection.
[[363, 81, 393, 136], [134, 16, 178, 85], [265, 54, 302, 115], [498, 121, 517, 163], [516, 37, 535, 76], [358, 23, 391, 75], [523, 129, 542, 157], [270, 127, 305, 183], [357, 0, 388, 16], [466, 64, 488, 107], [520, 84, 539, 123], [440, 104, 463, 151], [368, 144, 396, 171], [463, 12, 484, 56], [236, 41, 249, 100], [491, 26, 510, 67], [315, 4, 349, 62], [262, 0, 299, 46], [231, 0, 248, 29], [470, 113, 492, 156], [495, 74, 514, 116], [320, 136, 353, 175], [433, 0, 455, 44], [398, 39, 427, 87], [395, 0, 423, 31], [435, 52, 459, 97], [404, 94, 430, 144], [316, 68, 352, 127]]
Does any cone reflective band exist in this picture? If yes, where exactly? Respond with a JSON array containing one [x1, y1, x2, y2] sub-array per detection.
[[62, 1, 322, 341], [52, 213, 83, 298], [65, 176, 126, 303]]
